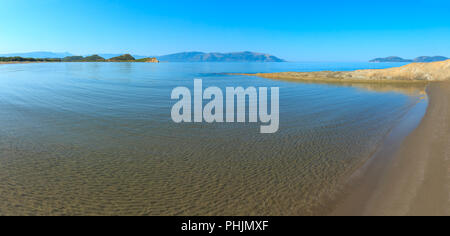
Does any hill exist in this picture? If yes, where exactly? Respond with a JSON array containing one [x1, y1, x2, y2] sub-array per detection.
[[371, 56, 448, 63], [370, 56, 413, 63], [413, 56, 449, 62], [0, 51, 284, 62], [108, 54, 135, 62], [82, 55, 106, 62], [0, 52, 73, 59], [97, 54, 150, 60], [62, 56, 84, 62], [157, 51, 285, 62]]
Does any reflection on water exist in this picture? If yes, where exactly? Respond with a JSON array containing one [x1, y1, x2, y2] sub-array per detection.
[[0, 62, 427, 215], [343, 82, 427, 96]]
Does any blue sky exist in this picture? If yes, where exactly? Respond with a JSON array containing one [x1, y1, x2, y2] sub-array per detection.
[[0, 0, 449, 61]]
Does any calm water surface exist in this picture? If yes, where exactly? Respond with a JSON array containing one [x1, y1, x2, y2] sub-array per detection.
[[0, 62, 426, 215]]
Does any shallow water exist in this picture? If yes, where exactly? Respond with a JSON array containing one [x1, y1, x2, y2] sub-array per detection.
[[0, 62, 426, 215]]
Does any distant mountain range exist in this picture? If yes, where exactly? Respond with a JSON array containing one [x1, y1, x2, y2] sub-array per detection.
[[0, 51, 285, 62], [0, 51, 73, 58], [370, 56, 448, 63], [157, 51, 285, 62]]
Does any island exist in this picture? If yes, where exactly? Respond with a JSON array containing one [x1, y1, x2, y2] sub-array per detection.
[[0, 54, 159, 64], [370, 56, 448, 63], [370, 56, 413, 63], [1, 51, 284, 63], [157, 51, 285, 62]]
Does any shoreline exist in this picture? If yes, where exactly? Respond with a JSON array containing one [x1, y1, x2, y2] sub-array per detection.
[[332, 82, 450, 216], [3, 61, 448, 215], [0, 61, 158, 65], [233, 61, 449, 215], [233, 59, 450, 83], [235, 73, 429, 84], [234, 61, 450, 215], [0, 61, 52, 64]]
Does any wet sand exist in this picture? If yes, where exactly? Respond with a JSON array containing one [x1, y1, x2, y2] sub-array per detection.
[[332, 82, 450, 216], [239, 61, 450, 215]]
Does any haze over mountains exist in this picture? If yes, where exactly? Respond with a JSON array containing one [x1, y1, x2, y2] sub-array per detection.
[[0, 52, 73, 59], [0, 51, 285, 62], [3, 52, 448, 64], [370, 56, 448, 63], [157, 51, 285, 62]]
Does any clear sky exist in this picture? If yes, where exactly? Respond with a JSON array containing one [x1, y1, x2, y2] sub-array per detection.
[[0, 0, 449, 61]]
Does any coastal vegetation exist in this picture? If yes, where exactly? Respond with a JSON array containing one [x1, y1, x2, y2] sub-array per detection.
[[0, 54, 159, 63], [0, 57, 61, 62], [82, 55, 106, 62], [62, 56, 85, 62], [135, 57, 160, 63], [108, 54, 135, 62]]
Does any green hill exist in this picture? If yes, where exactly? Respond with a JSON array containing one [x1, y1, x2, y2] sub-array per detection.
[[109, 54, 135, 62], [83, 55, 105, 62], [62, 56, 84, 62]]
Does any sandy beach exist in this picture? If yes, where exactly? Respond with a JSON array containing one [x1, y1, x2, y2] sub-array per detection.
[[332, 82, 450, 216], [237, 59, 450, 83], [2, 60, 448, 215], [239, 60, 450, 215]]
